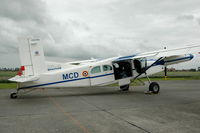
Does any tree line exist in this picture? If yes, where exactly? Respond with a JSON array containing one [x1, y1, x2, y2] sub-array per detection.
[[0, 68, 19, 71]]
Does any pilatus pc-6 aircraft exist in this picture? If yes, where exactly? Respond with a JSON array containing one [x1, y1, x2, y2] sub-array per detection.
[[9, 37, 200, 99]]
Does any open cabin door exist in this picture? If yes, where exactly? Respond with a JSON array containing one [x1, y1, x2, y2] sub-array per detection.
[[112, 60, 133, 86], [133, 58, 147, 74], [89, 65, 115, 86]]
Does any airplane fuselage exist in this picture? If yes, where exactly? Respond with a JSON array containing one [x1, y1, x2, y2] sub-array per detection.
[[19, 54, 193, 89]]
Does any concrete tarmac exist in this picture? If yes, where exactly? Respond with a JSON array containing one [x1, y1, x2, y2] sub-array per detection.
[[0, 80, 200, 133]]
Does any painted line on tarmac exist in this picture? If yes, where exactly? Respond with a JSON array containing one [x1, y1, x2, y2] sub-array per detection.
[[42, 89, 91, 133]]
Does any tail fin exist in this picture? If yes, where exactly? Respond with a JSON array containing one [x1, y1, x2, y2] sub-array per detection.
[[18, 37, 47, 76]]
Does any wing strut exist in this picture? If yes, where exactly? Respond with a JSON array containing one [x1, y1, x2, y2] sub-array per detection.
[[132, 57, 164, 94], [133, 57, 164, 80]]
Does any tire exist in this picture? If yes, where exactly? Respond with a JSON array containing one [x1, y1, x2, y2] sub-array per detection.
[[149, 82, 160, 94], [120, 85, 130, 91], [10, 93, 18, 99]]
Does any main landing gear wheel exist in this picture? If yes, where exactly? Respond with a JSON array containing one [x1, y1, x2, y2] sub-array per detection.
[[10, 92, 18, 99], [149, 82, 160, 94], [120, 84, 130, 91]]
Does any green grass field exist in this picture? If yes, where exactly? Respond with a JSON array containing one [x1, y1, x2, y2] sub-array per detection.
[[0, 71, 17, 89], [150, 71, 200, 80], [0, 83, 17, 89], [0, 71, 199, 89], [109, 71, 200, 87], [0, 71, 17, 77], [0, 71, 17, 81]]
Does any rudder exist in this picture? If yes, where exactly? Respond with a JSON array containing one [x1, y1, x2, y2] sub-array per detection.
[[18, 37, 47, 76]]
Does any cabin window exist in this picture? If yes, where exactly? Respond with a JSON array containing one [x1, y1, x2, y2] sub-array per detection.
[[103, 65, 112, 71], [91, 66, 101, 74]]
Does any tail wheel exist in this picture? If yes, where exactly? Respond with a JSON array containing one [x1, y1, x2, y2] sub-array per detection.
[[149, 82, 160, 94], [120, 84, 130, 91]]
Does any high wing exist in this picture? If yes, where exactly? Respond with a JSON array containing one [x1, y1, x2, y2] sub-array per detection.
[[134, 44, 200, 59], [115, 44, 200, 61]]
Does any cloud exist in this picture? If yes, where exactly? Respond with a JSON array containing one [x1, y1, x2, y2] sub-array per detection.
[[0, 0, 200, 69], [177, 14, 194, 21], [0, 0, 47, 24], [197, 18, 200, 25]]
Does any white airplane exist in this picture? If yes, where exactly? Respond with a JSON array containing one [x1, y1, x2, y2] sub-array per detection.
[[9, 37, 200, 99]]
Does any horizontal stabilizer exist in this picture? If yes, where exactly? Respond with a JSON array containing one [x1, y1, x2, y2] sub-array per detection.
[[8, 75, 39, 83]]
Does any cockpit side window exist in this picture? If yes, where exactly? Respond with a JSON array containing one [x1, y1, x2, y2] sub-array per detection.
[[103, 65, 112, 71], [91, 66, 101, 74]]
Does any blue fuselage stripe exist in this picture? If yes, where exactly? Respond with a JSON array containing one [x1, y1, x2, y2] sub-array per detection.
[[20, 73, 114, 89]]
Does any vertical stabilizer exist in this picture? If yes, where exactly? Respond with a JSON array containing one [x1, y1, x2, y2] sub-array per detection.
[[18, 37, 47, 76]]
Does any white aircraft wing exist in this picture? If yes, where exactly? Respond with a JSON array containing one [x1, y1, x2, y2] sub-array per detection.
[[115, 44, 200, 61], [133, 45, 200, 59]]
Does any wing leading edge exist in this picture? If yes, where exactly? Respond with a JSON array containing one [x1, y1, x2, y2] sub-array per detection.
[[115, 44, 200, 61]]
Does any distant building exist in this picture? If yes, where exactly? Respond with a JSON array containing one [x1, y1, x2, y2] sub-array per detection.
[[168, 67, 176, 72]]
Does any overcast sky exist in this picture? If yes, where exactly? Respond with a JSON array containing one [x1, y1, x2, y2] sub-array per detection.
[[0, 0, 200, 68]]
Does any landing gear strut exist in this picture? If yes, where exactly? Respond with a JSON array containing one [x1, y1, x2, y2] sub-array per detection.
[[133, 57, 163, 94], [10, 87, 38, 99], [10, 83, 20, 99], [145, 73, 160, 94]]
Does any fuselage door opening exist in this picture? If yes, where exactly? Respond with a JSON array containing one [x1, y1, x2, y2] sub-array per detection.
[[133, 58, 147, 74], [112, 60, 133, 80]]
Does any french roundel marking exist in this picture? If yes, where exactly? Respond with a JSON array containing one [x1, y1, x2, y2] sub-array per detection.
[[82, 71, 89, 77]]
